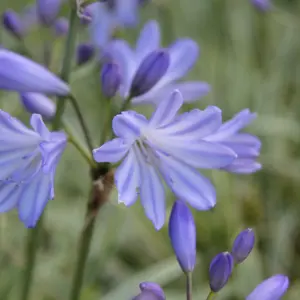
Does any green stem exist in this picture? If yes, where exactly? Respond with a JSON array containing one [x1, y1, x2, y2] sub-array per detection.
[[53, 5, 78, 129], [206, 291, 216, 300], [186, 272, 192, 300], [63, 120, 96, 168], [68, 94, 94, 152], [20, 217, 43, 300], [68, 212, 96, 300], [100, 98, 112, 145]]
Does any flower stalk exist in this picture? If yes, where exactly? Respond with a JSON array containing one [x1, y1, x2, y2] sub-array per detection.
[[186, 272, 193, 300]]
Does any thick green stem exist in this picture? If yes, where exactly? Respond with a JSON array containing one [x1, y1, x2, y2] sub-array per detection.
[[186, 272, 193, 300], [68, 212, 96, 300], [53, 5, 78, 129], [20, 218, 43, 300]]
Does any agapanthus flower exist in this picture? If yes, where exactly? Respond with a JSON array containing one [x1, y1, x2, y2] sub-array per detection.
[[105, 20, 210, 105], [20, 93, 56, 120], [76, 43, 95, 66], [93, 90, 236, 229], [53, 17, 69, 36], [37, 0, 62, 26], [101, 62, 122, 98], [0, 111, 66, 227], [0, 49, 69, 95], [246, 275, 289, 300], [88, 0, 140, 48], [204, 109, 261, 174]]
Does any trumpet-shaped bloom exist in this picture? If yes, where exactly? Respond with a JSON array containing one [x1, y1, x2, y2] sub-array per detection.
[[93, 91, 236, 229], [20, 93, 56, 120], [88, 0, 140, 48], [204, 109, 261, 174], [246, 275, 289, 300], [0, 49, 69, 95], [0, 111, 66, 227], [105, 20, 210, 105]]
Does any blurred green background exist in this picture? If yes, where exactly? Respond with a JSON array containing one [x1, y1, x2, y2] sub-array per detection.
[[1, 0, 300, 299]]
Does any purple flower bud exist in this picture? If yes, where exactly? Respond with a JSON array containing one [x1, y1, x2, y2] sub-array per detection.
[[133, 282, 165, 300], [101, 62, 121, 98], [130, 49, 170, 97], [169, 201, 196, 273], [20, 93, 56, 120], [209, 252, 233, 292], [37, 0, 62, 26], [246, 275, 289, 300], [76, 43, 95, 66], [251, 0, 271, 12], [80, 6, 92, 25], [2, 10, 24, 39], [0, 49, 69, 95], [231, 228, 255, 264], [53, 17, 69, 37]]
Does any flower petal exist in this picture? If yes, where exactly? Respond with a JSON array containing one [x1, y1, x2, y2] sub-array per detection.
[[113, 111, 147, 139], [115, 148, 140, 206], [105, 40, 136, 97], [206, 109, 257, 142], [116, 0, 139, 26], [88, 3, 114, 48], [136, 20, 160, 63], [158, 154, 216, 210], [93, 138, 130, 163], [30, 114, 50, 139], [158, 106, 222, 138], [0, 49, 69, 95], [0, 181, 22, 212], [149, 90, 183, 128], [223, 159, 262, 174], [18, 172, 52, 228], [137, 148, 165, 230], [166, 39, 199, 81]]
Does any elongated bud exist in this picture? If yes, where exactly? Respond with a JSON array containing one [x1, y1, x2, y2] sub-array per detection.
[[76, 43, 95, 66], [53, 17, 69, 37], [0, 49, 69, 95], [251, 0, 271, 12], [169, 201, 196, 273], [101, 62, 121, 98], [2, 10, 24, 39], [130, 50, 169, 97], [231, 228, 255, 264], [134, 282, 165, 300], [209, 252, 233, 292], [20, 93, 56, 120], [37, 0, 62, 26], [246, 275, 289, 300]]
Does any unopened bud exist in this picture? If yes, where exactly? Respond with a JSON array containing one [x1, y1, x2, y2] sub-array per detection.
[[231, 228, 255, 264], [37, 0, 62, 26], [2, 10, 24, 39], [76, 43, 95, 66], [130, 50, 169, 97], [53, 17, 69, 37], [20, 93, 56, 120], [209, 252, 233, 292], [101, 62, 121, 98]]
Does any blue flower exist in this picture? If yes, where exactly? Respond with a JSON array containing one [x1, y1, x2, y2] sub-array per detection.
[[0, 49, 69, 95], [204, 109, 261, 174], [76, 43, 95, 66], [0, 112, 66, 227], [169, 200, 196, 273], [2, 9, 25, 39], [105, 20, 210, 105], [93, 90, 236, 229], [53, 17, 69, 37], [246, 275, 289, 300], [37, 0, 62, 26], [88, 0, 140, 48]]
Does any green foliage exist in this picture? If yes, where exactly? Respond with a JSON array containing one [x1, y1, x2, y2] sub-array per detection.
[[1, 0, 300, 299]]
